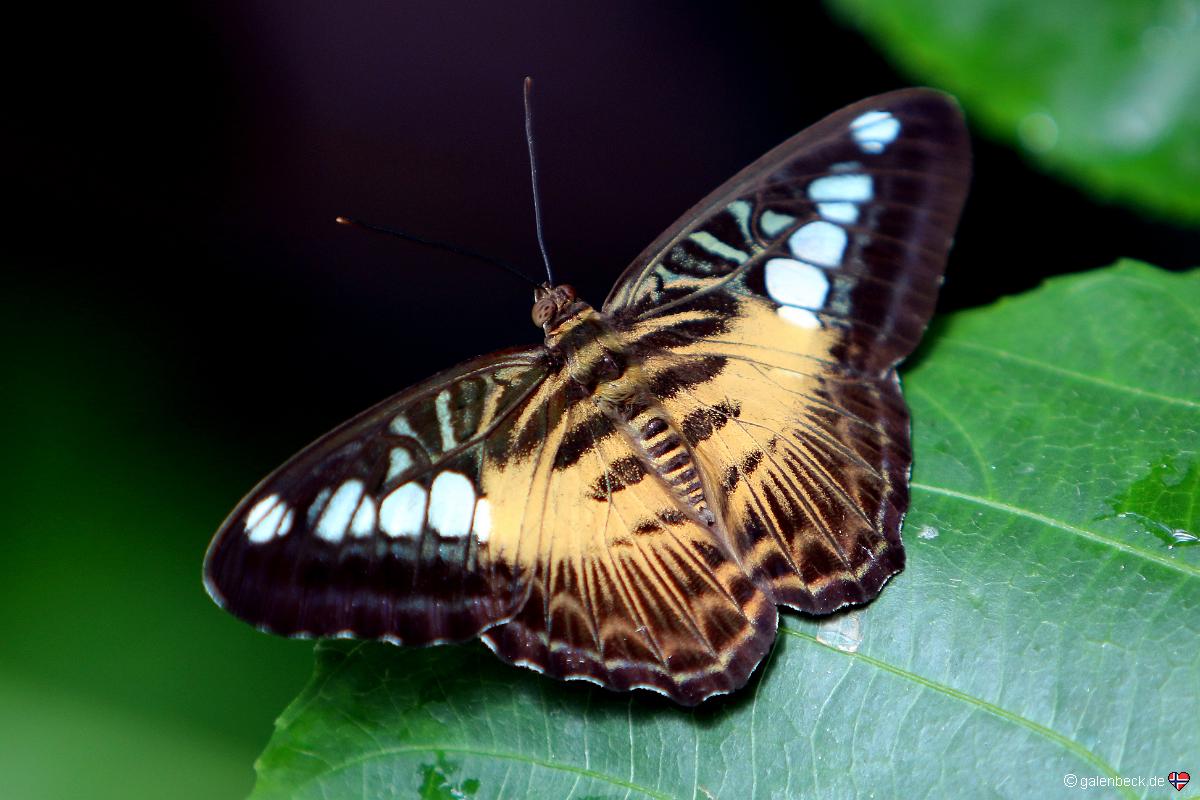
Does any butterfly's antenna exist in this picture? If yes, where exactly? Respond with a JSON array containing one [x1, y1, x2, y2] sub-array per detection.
[[523, 77, 555, 287], [335, 216, 542, 288]]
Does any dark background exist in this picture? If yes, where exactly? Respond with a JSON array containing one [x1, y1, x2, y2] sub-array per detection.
[[3, 2, 1197, 797], [10, 2, 1198, 452]]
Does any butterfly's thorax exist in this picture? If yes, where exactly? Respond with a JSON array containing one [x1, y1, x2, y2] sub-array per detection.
[[544, 304, 637, 401], [544, 301, 716, 526]]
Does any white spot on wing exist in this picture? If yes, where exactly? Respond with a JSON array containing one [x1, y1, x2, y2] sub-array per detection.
[[387, 447, 414, 481], [776, 305, 821, 329], [789, 221, 847, 267], [245, 494, 289, 544], [765, 257, 829, 310], [850, 110, 900, 154], [473, 497, 492, 544], [316, 479, 365, 543], [307, 487, 331, 525], [350, 495, 377, 538], [435, 390, 456, 451], [808, 173, 873, 203], [816, 202, 859, 224], [245, 495, 278, 530], [429, 471, 476, 538], [255, 502, 287, 541], [278, 509, 294, 536], [389, 414, 419, 438], [808, 172, 871, 225], [380, 482, 426, 538]]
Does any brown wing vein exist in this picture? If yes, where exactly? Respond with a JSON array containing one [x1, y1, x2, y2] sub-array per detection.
[[721, 412, 878, 531], [725, 414, 858, 573], [677, 381, 881, 524]]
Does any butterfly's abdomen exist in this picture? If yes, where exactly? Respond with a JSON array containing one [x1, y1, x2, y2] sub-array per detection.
[[628, 409, 716, 526]]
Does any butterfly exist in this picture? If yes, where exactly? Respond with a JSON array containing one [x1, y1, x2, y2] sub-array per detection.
[[204, 88, 971, 706]]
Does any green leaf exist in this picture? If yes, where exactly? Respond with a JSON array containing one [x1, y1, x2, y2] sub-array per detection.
[[825, 0, 1200, 223], [250, 261, 1199, 799]]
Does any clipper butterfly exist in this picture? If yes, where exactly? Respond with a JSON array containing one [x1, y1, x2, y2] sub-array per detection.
[[204, 88, 971, 705]]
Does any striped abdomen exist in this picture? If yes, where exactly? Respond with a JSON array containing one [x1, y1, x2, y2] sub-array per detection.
[[629, 409, 714, 525]]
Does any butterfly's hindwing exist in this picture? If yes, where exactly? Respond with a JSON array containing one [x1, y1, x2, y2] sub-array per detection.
[[480, 374, 778, 703]]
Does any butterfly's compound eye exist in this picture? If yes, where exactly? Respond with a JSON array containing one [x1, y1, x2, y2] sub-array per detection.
[[532, 297, 557, 327]]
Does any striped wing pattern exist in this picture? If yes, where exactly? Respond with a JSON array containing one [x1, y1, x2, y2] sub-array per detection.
[[204, 89, 970, 705], [480, 376, 777, 702]]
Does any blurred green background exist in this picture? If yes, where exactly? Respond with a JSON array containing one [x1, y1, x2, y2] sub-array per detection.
[[3, 1, 1196, 797]]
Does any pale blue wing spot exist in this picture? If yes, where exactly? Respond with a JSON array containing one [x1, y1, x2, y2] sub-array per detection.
[[850, 110, 901, 154], [777, 305, 821, 329], [380, 482, 427, 538], [764, 257, 830, 309], [389, 414, 419, 438], [428, 471, 476, 538], [808, 174, 873, 203], [315, 479, 365, 543], [307, 487, 331, 526], [349, 496, 377, 538], [789, 221, 847, 267], [435, 390, 456, 451], [246, 495, 288, 544], [817, 202, 859, 224], [726, 200, 753, 239], [688, 231, 748, 264], [387, 447, 414, 481], [759, 209, 796, 238], [472, 497, 492, 543]]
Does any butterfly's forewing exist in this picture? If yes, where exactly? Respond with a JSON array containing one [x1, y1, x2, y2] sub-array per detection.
[[204, 348, 549, 643], [604, 88, 970, 613]]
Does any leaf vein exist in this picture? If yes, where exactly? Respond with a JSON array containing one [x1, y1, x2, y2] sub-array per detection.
[[780, 628, 1136, 799], [912, 482, 1200, 579], [937, 339, 1200, 409]]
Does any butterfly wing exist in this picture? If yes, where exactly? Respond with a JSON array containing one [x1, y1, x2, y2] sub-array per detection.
[[203, 347, 551, 643], [604, 89, 971, 612]]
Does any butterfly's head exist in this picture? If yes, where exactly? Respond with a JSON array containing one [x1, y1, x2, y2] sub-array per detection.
[[532, 283, 582, 331]]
